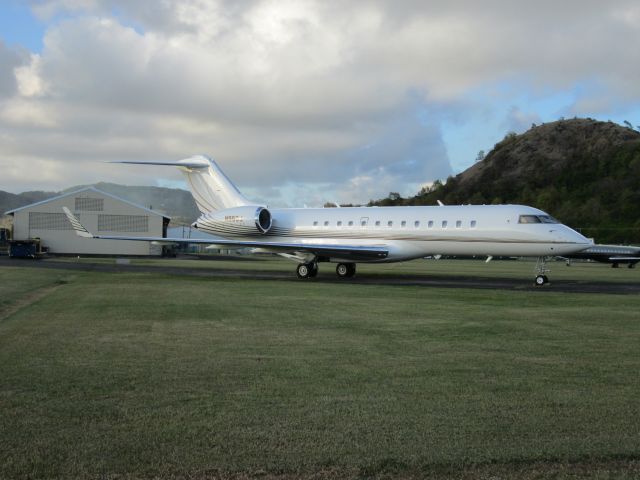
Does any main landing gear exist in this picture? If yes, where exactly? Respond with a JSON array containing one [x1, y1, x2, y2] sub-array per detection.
[[295, 262, 357, 279], [335, 263, 356, 278], [296, 262, 318, 279], [534, 256, 550, 286]]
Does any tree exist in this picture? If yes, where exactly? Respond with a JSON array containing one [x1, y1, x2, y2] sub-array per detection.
[[505, 131, 517, 140], [475, 150, 485, 163], [467, 192, 486, 204], [623, 120, 634, 129], [388, 192, 401, 201]]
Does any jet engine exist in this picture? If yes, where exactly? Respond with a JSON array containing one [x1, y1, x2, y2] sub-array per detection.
[[201, 205, 273, 235]]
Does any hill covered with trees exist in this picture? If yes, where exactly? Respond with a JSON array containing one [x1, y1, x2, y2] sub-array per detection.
[[371, 119, 640, 243]]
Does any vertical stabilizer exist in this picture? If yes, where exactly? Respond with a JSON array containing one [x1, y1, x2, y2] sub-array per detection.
[[177, 155, 251, 213], [112, 155, 251, 213]]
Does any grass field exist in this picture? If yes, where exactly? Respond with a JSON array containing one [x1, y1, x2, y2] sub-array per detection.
[[1, 260, 640, 479]]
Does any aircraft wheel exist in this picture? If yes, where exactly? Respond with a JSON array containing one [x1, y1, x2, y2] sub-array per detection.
[[534, 275, 547, 286], [296, 263, 312, 279], [347, 263, 356, 277], [628, 263, 636, 269], [336, 263, 356, 278], [336, 263, 349, 277], [309, 263, 319, 277], [612, 263, 619, 268]]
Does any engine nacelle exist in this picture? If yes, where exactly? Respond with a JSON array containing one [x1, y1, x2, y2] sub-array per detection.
[[200, 205, 272, 235]]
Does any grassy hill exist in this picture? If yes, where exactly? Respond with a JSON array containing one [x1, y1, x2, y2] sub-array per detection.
[[371, 119, 640, 243]]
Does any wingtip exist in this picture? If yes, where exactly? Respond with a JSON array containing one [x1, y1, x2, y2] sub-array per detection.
[[62, 207, 94, 238]]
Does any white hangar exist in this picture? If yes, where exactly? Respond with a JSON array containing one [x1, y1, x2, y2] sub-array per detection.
[[5, 187, 170, 256]]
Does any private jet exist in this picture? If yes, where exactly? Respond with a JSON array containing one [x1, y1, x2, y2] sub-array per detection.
[[63, 155, 592, 285], [564, 244, 640, 268]]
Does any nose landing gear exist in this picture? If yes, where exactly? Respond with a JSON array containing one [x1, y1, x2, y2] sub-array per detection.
[[534, 257, 550, 286], [535, 274, 549, 286]]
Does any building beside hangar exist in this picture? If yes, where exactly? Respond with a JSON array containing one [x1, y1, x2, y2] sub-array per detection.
[[5, 187, 169, 256]]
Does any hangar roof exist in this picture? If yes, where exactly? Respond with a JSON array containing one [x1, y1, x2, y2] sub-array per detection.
[[4, 186, 171, 220]]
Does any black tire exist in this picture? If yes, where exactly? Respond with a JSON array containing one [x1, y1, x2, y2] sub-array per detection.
[[346, 263, 356, 277], [336, 263, 356, 278], [336, 263, 349, 277], [296, 263, 311, 279], [309, 263, 319, 277], [535, 275, 546, 286]]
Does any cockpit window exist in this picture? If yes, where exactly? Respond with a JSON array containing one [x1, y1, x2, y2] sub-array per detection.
[[518, 215, 541, 224], [518, 214, 559, 224]]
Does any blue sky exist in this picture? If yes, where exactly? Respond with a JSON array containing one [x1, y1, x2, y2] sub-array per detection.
[[1, 1, 639, 205], [0, 1, 44, 52]]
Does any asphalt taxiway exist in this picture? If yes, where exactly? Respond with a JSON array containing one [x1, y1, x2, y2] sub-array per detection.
[[1, 257, 639, 294]]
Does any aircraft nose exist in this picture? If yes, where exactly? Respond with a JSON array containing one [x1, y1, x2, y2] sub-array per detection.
[[562, 227, 592, 247]]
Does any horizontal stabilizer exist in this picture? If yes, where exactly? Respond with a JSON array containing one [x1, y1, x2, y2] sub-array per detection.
[[109, 156, 210, 170], [110, 155, 251, 212]]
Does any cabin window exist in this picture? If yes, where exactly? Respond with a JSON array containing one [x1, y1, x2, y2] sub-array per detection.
[[375, 220, 380, 227], [337, 221, 342, 226], [388, 221, 393, 227], [313, 221, 318, 226], [519, 214, 558, 224], [414, 221, 420, 228], [401, 221, 406, 228], [348, 221, 354, 226], [539, 215, 559, 224], [361, 220, 367, 226], [456, 220, 462, 228], [470, 220, 477, 228], [518, 215, 541, 224], [324, 221, 329, 226], [428, 220, 434, 228], [442, 220, 448, 228]]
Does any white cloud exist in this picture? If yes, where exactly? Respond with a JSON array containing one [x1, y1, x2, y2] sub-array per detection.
[[503, 106, 542, 134], [0, 41, 26, 98], [3, 0, 640, 206], [14, 53, 48, 97]]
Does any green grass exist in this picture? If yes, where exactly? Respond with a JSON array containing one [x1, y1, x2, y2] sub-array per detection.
[[1, 263, 640, 479]]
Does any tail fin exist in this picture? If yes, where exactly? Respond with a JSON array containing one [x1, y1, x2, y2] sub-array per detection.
[[111, 155, 251, 213]]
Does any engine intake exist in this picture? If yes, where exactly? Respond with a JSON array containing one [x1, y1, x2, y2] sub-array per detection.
[[255, 207, 272, 234]]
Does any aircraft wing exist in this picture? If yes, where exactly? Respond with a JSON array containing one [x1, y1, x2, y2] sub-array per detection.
[[62, 208, 388, 261]]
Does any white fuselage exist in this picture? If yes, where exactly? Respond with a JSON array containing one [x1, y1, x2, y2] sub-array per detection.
[[195, 204, 592, 262]]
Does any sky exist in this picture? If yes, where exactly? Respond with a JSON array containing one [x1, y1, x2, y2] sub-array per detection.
[[1, 0, 639, 207]]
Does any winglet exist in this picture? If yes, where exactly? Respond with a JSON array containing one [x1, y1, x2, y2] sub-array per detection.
[[62, 207, 94, 238]]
